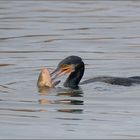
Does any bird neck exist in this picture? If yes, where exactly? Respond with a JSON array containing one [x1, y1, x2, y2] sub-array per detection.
[[64, 61, 85, 89]]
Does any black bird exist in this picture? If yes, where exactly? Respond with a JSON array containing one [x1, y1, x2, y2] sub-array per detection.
[[51, 56, 140, 88], [51, 56, 85, 88]]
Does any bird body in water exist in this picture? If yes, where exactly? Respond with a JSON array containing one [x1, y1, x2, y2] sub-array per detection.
[[50, 55, 140, 88], [80, 76, 140, 86]]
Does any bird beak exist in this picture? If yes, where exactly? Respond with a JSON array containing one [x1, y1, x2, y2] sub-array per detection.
[[51, 65, 75, 80]]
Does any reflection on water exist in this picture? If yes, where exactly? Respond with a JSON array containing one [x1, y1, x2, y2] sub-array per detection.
[[38, 87, 84, 113], [38, 86, 52, 95], [0, 64, 14, 67], [0, 0, 140, 139], [57, 109, 83, 114], [39, 98, 83, 105], [57, 89, 84, 97], [38, 86, 83, 97]]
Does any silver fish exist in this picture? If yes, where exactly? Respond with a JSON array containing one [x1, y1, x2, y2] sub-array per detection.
[[37, 67, 60, 88]]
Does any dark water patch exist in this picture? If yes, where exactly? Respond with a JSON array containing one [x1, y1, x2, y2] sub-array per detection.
[[66, 129, 75, 132], [0, 85, 9, 88], [0, 113, 39, 118], [57, 109, 83, 114], [57, 92, 83, 97], [115, 134, 140, 138], [122, 36, 140, 39], [63, 123, 79, 126], [9, 56, 27, 59], [56, 117, 82, 121], [0, 16, 33, 20], [0, 50, 59, 54], [0, 98, 37, 104], [79, 51, 105, 54], [44, 37, 115, 41], [94, 20, 140, 24], [0, 90, 9, 93], [0, 84, 13, 89], [0, 28, 24, 30], [82, 51, 140, 54], [0, 35, 59, 41], [32, 8, 103, 13], [0, 121, 30, 126], [128, 45, 140, 48], [0, 34, 61, 41], [0, 64, 14, 67], [0, 108, 47, 113], [19, 100, 36, 103], [6, 81, 26, 85], [91, 118, 116, 122], [63, 27, 89, 31], [0, 50, 90, 54]]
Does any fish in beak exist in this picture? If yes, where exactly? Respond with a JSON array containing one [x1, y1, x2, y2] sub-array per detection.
[[37, 67, 60, 88]]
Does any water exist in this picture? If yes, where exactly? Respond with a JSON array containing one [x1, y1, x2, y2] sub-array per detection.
[[0, 0, 140, 139]]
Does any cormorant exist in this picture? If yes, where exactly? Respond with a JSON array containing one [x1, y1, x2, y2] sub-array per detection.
[[51, 56, 85, 88], [51, 56, 140, 88]]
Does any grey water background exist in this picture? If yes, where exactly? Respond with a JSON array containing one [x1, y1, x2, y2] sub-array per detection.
[[0, 0, 140, 139]]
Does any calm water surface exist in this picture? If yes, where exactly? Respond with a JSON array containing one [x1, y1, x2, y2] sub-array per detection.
[[0, 0, 140, 139]]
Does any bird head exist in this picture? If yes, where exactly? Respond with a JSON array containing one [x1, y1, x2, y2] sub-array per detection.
[[51, 56, 85, 88]]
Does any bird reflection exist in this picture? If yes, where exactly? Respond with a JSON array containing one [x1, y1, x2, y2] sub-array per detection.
[[39, 98, 83, 105], [38, 85, 84, 97], [38, 87, 84, 108], [57, 88, 83, 97], [37, 73, 84, 114], [39, 97, 84, 113], [38, 86, 52, 95], [57, 109, 83, 114]]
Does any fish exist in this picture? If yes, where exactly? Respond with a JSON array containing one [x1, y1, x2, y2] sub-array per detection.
[[37, 67, 60, 88]]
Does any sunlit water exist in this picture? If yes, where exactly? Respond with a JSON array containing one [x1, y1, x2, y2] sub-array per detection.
[[0, 0, 140, 139]]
